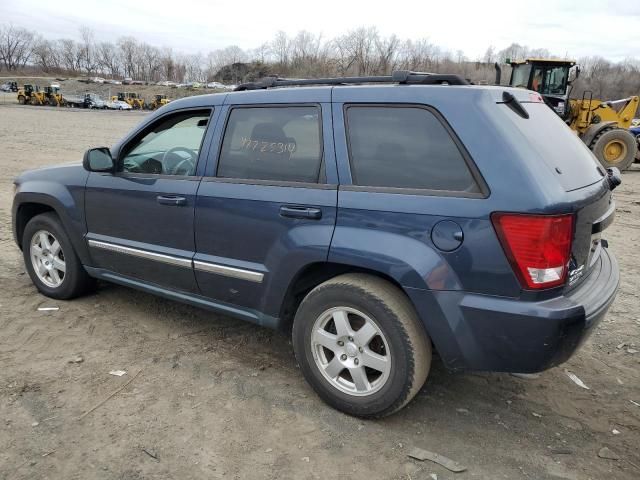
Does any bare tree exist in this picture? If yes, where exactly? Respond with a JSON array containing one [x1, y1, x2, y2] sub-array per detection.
[[374, 34, 400, 74], [140, 43, 161, 81], [118, 36, 138, 78], [32, 37, 60, 72], [96, 41, 120, 78], [58, 38, 81, 72], [271, 31, 290, 68], [79, 26, 96, 74], [0, 24, 34, 70]]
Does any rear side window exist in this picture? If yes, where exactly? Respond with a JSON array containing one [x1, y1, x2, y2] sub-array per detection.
[[217, 106, 322, 183], [345, 106, 479, 193]]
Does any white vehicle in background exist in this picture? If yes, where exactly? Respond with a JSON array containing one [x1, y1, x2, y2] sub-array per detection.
[[106, 99, 132, 110]]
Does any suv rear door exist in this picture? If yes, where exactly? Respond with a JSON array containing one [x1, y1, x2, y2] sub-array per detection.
[[194, 89, 338, 322]]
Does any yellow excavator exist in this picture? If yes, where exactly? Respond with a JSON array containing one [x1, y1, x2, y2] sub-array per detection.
[[497, 58, 639, 170]]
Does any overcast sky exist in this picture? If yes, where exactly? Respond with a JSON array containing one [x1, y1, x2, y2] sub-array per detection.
[[2, 0, 639, 61]]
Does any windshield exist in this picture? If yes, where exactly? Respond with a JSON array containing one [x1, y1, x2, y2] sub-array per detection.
[[500, 102, 602, 191]]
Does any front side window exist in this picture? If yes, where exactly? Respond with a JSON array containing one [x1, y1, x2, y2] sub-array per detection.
[[345, 106, 479, 193], [511, 64, 531, 88], [120, 110, 211, 176], [217, 106, 322, 183]]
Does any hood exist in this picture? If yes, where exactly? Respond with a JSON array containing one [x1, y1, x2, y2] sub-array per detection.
[[15, 162, 85, 184]]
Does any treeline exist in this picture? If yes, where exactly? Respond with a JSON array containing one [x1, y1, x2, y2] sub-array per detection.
[[1, 23, 639, 99]]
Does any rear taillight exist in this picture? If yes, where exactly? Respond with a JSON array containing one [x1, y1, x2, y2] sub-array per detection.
[[491, 213, 574, 290]]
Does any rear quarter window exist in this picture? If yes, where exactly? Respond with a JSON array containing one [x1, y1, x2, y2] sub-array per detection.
[[345, 105, 480, 193]]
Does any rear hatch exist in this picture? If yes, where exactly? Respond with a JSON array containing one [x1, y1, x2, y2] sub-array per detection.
[[497, 94, 615, 291]]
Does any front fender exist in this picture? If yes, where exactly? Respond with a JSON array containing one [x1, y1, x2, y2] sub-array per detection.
[[12, 178, 91, 265], [580, 121, 617, 147]]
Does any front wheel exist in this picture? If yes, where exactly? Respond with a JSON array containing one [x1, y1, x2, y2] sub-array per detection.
[[22, 212, 94, 299], [591, 129, 637, 171], [292, 274, 431, 418]]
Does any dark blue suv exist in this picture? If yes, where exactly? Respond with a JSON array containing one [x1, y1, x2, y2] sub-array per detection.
[[12, 72, 620, 417]]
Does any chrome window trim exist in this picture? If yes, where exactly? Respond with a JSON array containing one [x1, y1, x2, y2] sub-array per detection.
[[88, 239, 192, 268], [88, 239, 264, 283], [193, 260, 264, 283]]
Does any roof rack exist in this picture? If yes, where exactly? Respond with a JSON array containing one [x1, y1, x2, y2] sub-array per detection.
[[234, 71, 470, 91]]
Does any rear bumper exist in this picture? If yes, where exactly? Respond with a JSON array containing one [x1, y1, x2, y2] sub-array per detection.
[[407, 248, 619, 372]]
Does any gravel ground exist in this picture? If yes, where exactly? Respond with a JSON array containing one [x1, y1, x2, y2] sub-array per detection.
[[0, 100, 639, 480]]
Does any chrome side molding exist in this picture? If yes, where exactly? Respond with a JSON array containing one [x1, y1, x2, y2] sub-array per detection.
[[88, 239, 264, 283], [193, 260, 264, 283]]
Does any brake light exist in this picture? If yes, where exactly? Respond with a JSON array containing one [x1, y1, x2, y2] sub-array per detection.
[[492, 213, 574, 289]]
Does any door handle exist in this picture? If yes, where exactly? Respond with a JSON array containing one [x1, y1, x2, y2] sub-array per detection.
[[157, 195, 187, 206], [279, 205, 322, 220]]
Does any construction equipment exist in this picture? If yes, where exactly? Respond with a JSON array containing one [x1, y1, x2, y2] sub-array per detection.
[[43, 86, 64, 106], [17, 84, 38, 105], [497, 58, 639, 170], [148, 94, 170, 110], [29, 87, 48, 106], [112, 92, 145, 109]]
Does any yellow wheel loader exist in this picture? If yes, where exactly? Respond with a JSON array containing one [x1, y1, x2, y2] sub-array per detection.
[[17, 84, 38, 105], [497, 58, 639, 170], [148, 94, 170, 110], [113, 92, 145, 109], [43, 86, 64, 106]]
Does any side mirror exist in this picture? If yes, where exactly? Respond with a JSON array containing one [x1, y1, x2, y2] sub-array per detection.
[[568, 65, 580, 84], [83, 147, 114, 172]]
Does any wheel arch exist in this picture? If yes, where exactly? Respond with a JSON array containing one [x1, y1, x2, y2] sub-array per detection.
[[13, 192, 91, 265], [277, 261, 423, 333], [581, 121, 616, 147]]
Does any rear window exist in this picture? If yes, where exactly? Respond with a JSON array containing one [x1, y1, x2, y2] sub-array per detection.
[[502, 102, 603, 191], [345, 106, 480, 193]]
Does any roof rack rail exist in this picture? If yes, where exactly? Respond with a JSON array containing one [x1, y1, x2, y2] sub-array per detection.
[[234, 71, 470, 91]]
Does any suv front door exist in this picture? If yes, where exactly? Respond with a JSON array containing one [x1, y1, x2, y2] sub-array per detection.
[[85, 108, 215, 293], [194, 91, 338, 324]]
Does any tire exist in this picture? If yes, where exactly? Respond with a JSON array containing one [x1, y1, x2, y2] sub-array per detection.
[[591, 128, 637, 171], [18, 96, 26, 105], [22, 212, 94, 300], [292, 273, 431, 418]]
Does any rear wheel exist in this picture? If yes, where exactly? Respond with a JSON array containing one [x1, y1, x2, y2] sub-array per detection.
[[18, 96, 26, 105], [22, 213, 94, 300], [292, 274, 431, 418], [591, 129, 637, 170]]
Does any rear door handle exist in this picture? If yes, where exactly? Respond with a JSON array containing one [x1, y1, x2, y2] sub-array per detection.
[[279, 205, 322, 220], [157, 195, 187, 206]]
